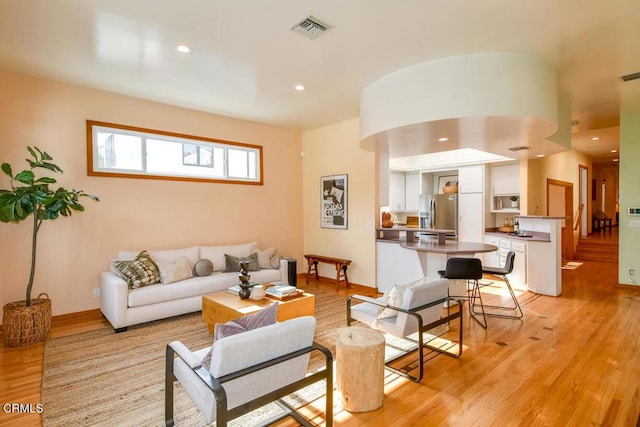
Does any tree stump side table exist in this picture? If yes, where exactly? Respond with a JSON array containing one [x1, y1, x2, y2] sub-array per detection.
[[335, 326, 385, 412]]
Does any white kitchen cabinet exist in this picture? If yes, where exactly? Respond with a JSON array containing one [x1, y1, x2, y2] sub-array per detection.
[[390, 171, 420, 212], [483, 233, 527, 289], [405, 172, 420, 211], [491, 164, 520, 195], [458, 192, 484, 243], [483, 235, 500, 266], [389, 171, 405, 211], [458, 165, 484, 194]]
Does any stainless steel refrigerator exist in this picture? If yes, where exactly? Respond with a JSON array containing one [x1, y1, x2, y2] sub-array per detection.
[[419, 194, 458, 235]]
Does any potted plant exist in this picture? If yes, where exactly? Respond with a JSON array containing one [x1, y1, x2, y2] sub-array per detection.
[[0, 147, 99, 346], [509, 195, 519, 208]]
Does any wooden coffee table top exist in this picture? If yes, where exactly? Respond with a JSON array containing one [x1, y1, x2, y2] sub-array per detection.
[[201, 288, 315, 333]]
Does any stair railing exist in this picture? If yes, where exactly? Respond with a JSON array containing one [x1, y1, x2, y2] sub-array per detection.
[[574, 203, 584, 232]]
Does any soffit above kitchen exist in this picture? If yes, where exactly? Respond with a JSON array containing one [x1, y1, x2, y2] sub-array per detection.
[[359, 52, 568, 160]]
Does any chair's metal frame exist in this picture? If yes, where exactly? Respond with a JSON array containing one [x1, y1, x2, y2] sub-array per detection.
[[165, 342, 333, 427], [478, 251, 524, 319], [346, 296, 463, 382]]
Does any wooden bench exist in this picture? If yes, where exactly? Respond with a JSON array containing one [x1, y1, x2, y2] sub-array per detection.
[[304, 254, 352, 290]]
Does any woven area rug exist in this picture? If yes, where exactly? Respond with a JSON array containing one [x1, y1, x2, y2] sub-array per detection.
[[42, 285, 347, 426]]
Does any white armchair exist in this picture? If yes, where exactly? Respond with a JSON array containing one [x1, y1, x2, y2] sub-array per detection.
[[165, 316, 333, 426], [347, 277, 463, 382]]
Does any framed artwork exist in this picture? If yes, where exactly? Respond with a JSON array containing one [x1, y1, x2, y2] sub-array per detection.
[[321, 174, 348, 229]]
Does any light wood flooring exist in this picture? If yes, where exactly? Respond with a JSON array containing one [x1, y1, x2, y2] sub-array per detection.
[[2, 236, 639, 426]]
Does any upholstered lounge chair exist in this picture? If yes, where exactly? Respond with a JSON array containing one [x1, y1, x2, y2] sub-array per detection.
[[165, 316, 333, 426], [346, 277, 463, 382]]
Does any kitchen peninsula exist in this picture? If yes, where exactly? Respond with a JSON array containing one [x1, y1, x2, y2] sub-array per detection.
[[377, 216, 563, 297], [376, 226, 498, 292]]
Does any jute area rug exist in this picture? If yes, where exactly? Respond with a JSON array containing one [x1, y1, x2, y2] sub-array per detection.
[[42, 285, 346, 426]]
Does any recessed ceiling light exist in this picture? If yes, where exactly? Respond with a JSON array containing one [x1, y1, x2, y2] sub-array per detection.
[[536, 154, 545, 158], [611, 149, 617, 153], [295, 84, 305, 91], [438, 137, 449, 142], [591, 137, 599, 141], [175, 45, 191, 53]]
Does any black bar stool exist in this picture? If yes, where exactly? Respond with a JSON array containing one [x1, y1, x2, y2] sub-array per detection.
[[480, 251, 523, 319], [438, 257, 487, 329]]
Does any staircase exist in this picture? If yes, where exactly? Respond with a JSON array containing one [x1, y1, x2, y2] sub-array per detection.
[[574, 238, 618, 263]]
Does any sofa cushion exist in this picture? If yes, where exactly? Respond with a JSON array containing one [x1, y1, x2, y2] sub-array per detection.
[[126, 269, 283, 308], [112, 250, 161, 289], [117, 246, 200, 266], [200, 242, 257, 272], [202, 303, 279, 370], [224, 253, 259, 272], [194, 259, 214, 277], [156, 256, 193, 284], [256, 247, 280, 269]]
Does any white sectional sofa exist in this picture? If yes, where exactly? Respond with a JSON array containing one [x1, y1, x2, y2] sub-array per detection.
[[100, 242, 293, 332]]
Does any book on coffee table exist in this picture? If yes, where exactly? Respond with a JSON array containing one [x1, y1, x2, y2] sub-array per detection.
[[265, 285, 303, 300], [227, 282, 260, 296]]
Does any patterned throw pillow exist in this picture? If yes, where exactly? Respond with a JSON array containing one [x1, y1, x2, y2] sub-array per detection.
[[223, 252, 260, 272], [112, 250, 161, 289], [202, 302, 279, 370]]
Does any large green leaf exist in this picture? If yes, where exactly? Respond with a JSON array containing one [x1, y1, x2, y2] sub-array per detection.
[[34, 177, 56, 184], [1, 163, 12, 177], [14, 170, 35, 185]]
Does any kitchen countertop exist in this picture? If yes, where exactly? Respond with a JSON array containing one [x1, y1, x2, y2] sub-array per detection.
[[401, 239, 498, 254], [484, 230, 551, 242]]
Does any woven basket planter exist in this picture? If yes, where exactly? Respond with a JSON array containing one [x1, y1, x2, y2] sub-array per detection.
[[2, 293, 51, 347]]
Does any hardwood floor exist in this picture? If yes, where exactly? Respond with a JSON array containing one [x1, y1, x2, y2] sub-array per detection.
[[2, 244, 639, 426]]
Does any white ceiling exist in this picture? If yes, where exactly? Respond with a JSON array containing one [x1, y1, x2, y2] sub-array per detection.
[[1, 0, 638, 165]]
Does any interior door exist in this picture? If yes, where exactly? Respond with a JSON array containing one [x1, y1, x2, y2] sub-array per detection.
[[547, 179, 574, 261]]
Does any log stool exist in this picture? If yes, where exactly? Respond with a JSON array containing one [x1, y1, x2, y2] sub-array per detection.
[[335, 326, 385, 412]]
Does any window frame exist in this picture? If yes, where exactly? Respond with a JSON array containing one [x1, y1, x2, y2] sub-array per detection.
[[86, 120, 263, 185]]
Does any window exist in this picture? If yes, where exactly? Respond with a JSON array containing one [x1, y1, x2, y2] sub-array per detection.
[[87, 120, 263, 185]]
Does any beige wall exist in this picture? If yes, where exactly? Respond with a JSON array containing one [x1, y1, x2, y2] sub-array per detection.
[[0, 70, 303, 316], [302, 118, 377, 288], [526, 149, 592, 223]]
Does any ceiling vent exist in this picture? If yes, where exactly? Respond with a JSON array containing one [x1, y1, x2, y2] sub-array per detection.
[[508, 146, 532, 152], [291, 16, 333, 40], [620, 72, 640, 82]]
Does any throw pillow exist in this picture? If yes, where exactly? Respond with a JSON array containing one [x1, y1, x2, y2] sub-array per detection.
[[202, 303, 279, 370], [156, 256, 193, 284], [193, 259, 214, 277], [112, 250, 161, 289], [256, 247, 280, 269], [375, 276, 429, 320], [224, 252, 259, 272]]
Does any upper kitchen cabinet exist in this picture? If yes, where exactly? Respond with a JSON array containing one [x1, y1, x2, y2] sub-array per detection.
[[405, 172, 420, 211], [389, 171, 420, 212], [389, 171, 406, 211], [491, 164, 520, 195], [458, 165, 484, 193]]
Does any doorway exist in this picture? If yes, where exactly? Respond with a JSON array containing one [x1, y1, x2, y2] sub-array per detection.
[[579, 165, 588, 237], [547, 178, 574, 261]]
